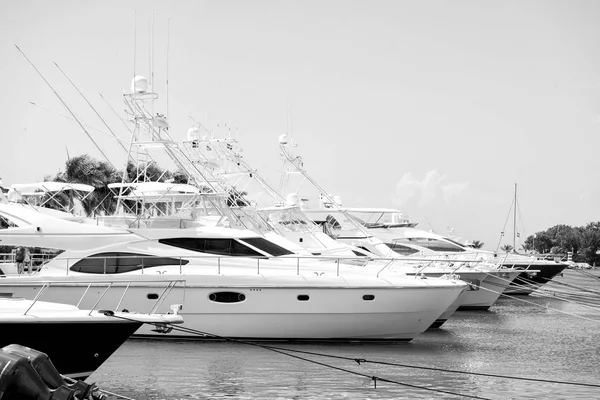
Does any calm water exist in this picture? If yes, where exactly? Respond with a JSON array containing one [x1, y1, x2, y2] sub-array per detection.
[[90, 270, 600, 400]]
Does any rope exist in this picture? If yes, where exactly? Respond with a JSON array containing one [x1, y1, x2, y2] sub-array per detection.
[[62, 375, 137, 400], [104, 314, 488, 399], [474, 277, 600, 323], [258, 346, 600, 389], [496, 198, 514, 253], [516, 197, 528, 249], [104, 313, 600, 393], [259, 345, 492, 399], [572, 268, 600, 281]]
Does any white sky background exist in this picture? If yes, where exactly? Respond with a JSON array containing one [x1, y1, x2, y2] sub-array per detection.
[[1, 0, 599, 250]]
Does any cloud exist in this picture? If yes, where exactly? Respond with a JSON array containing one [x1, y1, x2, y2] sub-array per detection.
[[442, 182, 469, 203], [395, 169, 468, 207]]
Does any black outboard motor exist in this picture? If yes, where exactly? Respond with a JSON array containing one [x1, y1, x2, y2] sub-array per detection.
[[1, 345, 99, 399], [0, 349, 74, 400], [0, 344, 107, 400]]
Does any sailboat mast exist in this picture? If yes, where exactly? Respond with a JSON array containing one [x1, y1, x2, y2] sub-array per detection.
[[513, 182, 517, 252]]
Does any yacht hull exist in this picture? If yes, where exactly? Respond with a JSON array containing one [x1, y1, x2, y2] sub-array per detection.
[[502, 263, 567, 295], [3, 279, 464, 341], [457, 271, 519, 310], [1, 321, 142, 379]]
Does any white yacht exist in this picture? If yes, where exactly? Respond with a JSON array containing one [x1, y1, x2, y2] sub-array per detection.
[[339, 207, 568, 296], [270, 137, 521, 310], [309, 213, 518, 312], [0, 201, 467, 341]]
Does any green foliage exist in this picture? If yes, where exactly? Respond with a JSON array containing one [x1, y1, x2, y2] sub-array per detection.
[[226, 187, 250, 207], [126, 161, 168, 183], [46, 154, 122, 216], [40, 155, 201, 218], [470, 240, 484, 249], [524, 222, 600, 265], [500, 244, 514, 253]]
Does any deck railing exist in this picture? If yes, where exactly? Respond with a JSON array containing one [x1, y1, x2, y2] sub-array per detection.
[[5, 278, 187, 316], [4, 252, 539, 280]]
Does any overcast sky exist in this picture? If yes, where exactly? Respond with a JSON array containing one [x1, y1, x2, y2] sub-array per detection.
[[1, 0, 599, 250]]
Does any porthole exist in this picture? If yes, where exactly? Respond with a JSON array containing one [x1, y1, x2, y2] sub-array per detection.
[[208, 291, 246, 303], [362, 295, 375, 301], [147, 293, 159, 300], [297, 295, 309, 301]]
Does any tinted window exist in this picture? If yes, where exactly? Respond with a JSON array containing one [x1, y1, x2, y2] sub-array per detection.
[[239, 237, 294, 257], [159, 238, 264, 257], [69, 252, 189, 274], [208, 292, 246, 303], [205, 239, 231, 255], [402, 238, 465, 252], [386, 243, 420, 255]]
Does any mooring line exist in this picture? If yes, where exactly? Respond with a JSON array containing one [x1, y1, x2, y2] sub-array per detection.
[[472, 281, 600, 323], [104, 313, 600, 395], [542, 279, 600, 296], [258, 346, 600, 389], [63, 375, 137, 400], [102, 314, 488, 399]]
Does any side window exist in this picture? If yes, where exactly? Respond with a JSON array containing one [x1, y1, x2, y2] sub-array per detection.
[[69, 252, 188, 273], [205, 239, 231, 255], [387, 243, 420, 256]]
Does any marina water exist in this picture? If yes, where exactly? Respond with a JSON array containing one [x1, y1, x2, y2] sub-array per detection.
[[90, 270, 600, 399]]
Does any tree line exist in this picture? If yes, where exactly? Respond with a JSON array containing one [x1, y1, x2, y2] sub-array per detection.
[[519, 223, 600, 265]]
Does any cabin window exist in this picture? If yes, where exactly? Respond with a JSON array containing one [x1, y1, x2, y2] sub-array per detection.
[[297, 295, 310, 301], [208, 292, 246, 303], [239, 237, 294, 256], [147, 293, 159, 300], [159, 238, 266, 257], [363, 295, 375, 301], [386, 243, 420, 256], [69, 252, 189, 274], [399, 238, 466, 252]]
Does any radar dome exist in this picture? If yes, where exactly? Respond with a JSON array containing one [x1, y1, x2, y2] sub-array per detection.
[[131, 76, 149, 93], [187, 127, 200, 141], [278, 134, 289, 144], [285, 192, 299, 206]]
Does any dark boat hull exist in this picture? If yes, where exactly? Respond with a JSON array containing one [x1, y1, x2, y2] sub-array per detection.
[[1, 321, 142, 379], [503, 263, 568, 295]]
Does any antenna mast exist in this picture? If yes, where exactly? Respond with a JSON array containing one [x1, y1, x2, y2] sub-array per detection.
[[133, 11, 137, 83], [15, 45, 114, 167], [54, 62, 130, 158], [513, 182, 517, 252], [166, 17, 170, 120]]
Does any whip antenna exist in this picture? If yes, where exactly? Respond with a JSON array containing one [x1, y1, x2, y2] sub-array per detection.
[[14, 44, 114, 167]]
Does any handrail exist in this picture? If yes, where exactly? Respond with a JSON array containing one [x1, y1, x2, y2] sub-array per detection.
[[9, 278, 187, 316], [12, 251, 553, 281], [23, 283, 50, 315], [88, 282, 113, 315]]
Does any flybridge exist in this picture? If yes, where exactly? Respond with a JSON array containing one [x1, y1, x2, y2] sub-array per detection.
[[5, 181, 95, 220]]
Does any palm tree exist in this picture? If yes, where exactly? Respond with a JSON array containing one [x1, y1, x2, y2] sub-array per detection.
[[471, 240, 484, 249], [227, 187, 250, 207], [500, 244, 514, 253], [50, 154, 122, 216]]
